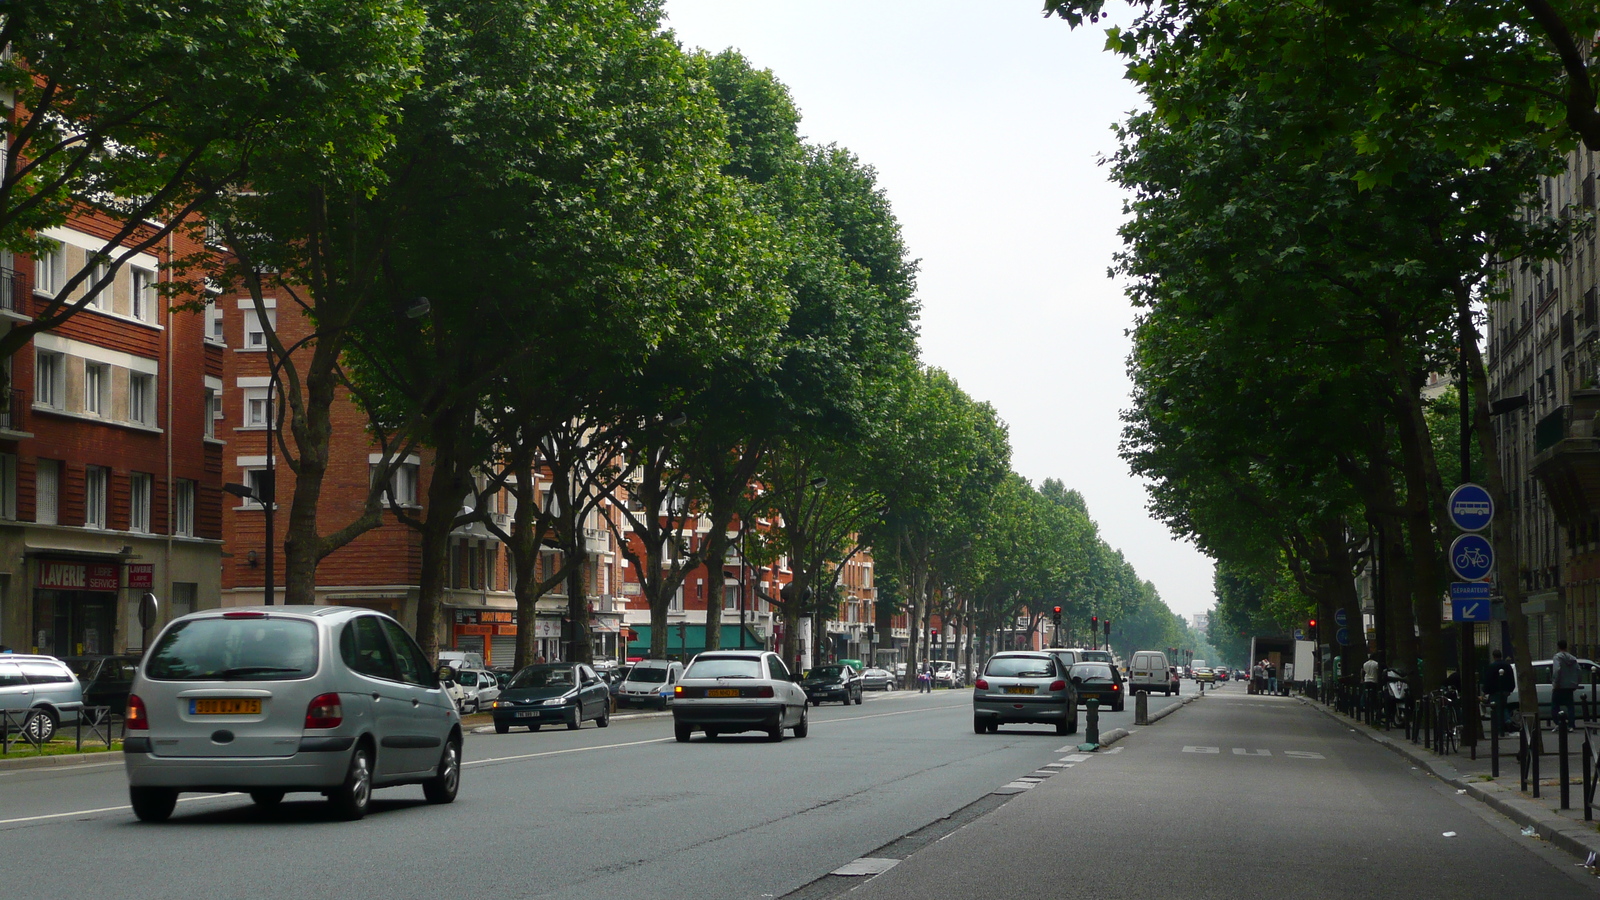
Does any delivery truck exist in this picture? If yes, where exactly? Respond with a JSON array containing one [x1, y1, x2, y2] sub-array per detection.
[[1248, 636, 1315, 696]]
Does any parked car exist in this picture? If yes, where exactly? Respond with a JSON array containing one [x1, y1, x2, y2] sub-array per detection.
[[443, 666, 499, 714], [972, 651, 1078, 735], [616, 659, 684, 710], [1127, 650, 1172, 696], [1069, 661, 1126, 711], [437, 649, 484, 669], [931, 660, 959, 688], [489, 663, 611, 733], [672, 650, 808, 742], [62, 655, 139, 719], [603, 665, 633, 705], [800, 663, 863, 706], [859, 667, 894, 691], [1495, 657, 1600, 721], [123, 606, 462, 822], [0, 654, 85, 742]]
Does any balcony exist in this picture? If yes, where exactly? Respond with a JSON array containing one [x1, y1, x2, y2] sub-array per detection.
[[0, 267, 28, 321], [1531, 390, 1600, 528], [0, 389, 29, 438], [583, 526, 610, 554]]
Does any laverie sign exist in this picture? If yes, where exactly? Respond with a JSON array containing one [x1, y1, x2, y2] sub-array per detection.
[[37, 560, 120, 592]]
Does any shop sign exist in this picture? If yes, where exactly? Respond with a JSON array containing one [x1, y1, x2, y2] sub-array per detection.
[[534, 619, 562, 638], [128, 564, 154, 589], [37, 560, 120, 592], [495, 624, 518, 636], [459, 624, 493, 636]]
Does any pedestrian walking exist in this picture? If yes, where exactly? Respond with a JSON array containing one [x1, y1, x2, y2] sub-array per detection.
[[1362, 654, 1380, 717], [920, 661, 934, 693], [1481, 649, 1515, 736], [1552, 640, 1580, 729]]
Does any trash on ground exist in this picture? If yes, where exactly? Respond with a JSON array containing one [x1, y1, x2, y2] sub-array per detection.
[[1522, 826, 1538, 837], [1455, 789, 1466, 794], [1442, 832, 1457, 837]]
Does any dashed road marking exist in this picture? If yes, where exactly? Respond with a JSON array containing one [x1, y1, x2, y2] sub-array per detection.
[[1284, 751, 1326, 759], [1233, 748, 1271, 756], [1183, 746, 1220, 754]]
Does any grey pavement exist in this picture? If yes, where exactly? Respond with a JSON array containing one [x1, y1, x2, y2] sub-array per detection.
[[830, 681, 1600, 900], [0, 684, 1193, 899]]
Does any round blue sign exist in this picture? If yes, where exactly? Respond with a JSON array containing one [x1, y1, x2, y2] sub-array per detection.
[[1336, 626, 1350, 647], [1334, 608, 1348, 628], [1447, 483, 1494, 533], [1449, 533, 1495, 581]]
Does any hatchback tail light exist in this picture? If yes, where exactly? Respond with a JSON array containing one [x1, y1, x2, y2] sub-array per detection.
[[754, 686, 775, 698], [305, 692, 343, 729], [974, 678, 989, 690], [1049, 680, 1066, 692], [126, 694, 149, 730], [1112, 684, 1121, 691]]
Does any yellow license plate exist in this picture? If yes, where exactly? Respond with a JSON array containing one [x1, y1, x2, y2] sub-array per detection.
[[192, 698, 261, 715], [707, 689, 740, 698], [1003, 686, 1035, 695]]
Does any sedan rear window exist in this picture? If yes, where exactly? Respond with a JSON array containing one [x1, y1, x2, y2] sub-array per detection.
[[1073, 664, 1115, 681], [985, 657, 1055, 678], [686, 657, 763, 679], [146, 617, 318, 681]]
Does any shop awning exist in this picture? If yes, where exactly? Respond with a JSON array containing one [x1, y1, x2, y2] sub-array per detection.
[[628, 624, 764, 657]]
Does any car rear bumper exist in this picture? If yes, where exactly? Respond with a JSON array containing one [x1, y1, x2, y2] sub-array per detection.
[[674, 702, 784, 728], [124, 747, 348, 790], [974, 697, 1072, 723]]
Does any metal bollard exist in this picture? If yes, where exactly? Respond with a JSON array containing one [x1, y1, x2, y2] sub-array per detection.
[[1492, 697, 1502, 778], [1561, 719, 1571, 810], [1084, 697, 1100, 746], [1135, 690, 1149, 726]]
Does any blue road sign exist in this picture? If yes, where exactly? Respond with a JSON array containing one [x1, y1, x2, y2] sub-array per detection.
[[1334, 608, 1348, 628], [1449, 534, 1494, 581], [1336, 626, 1350, 646], [1447, 483, 1494, 532], [1450, 582, 1490, 602], [1452, 598, 1491, 622]]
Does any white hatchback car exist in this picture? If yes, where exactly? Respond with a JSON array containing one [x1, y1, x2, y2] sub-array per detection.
[[124, 606, 462, 822], [672, 650, 808, 742]]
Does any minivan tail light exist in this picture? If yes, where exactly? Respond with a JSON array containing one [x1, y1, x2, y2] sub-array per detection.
[[126, 694, 149, 730], [1049, 680, 1066, 692], [974, 678, 989, 690], [305, 693, 343, 729]]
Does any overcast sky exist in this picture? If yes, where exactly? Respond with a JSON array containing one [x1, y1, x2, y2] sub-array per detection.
[[664, 0, 1217, 621]]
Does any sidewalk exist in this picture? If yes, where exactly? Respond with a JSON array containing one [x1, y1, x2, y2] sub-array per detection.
[[1302, 695, 1600, 867]]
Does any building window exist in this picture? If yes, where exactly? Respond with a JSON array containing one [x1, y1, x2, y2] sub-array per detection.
[[129, 472, 152, 532], [128, 373, 155, 425], [84, 465, 108, 529], [243, 387, 272, 428], [35, 459, 58, 525], [34, 350, 62, 408], [723, 584, 739, 612], [0, 452, 15, 520], [204, 289, 225, 343], [83, 362, 107, 416], [373, 462, 419, 506], [204, 387, 221, 438], [174, 478, 195, 536], [244, 307, 275, 349], [131, 267, 155, 321], [34, 242, 62, 296], [240, 468, 273, 508], [86, 259, 110, 310]]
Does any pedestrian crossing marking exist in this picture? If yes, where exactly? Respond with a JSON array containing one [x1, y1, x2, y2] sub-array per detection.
[[1183, 746, 1220, 754], [1061, 754, 1093, 763], [1232, 748, 1271, 756], [1284, 751, 1325, 760]]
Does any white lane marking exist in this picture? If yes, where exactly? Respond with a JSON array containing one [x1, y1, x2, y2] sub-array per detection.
[[1061, 754, 1093, 763], [1233, 748, 1271, 756], [1183, 746, 1220, 753], [1284, 751, 1326, 760], [466, 737, 673, 766], [1042, 762, 1068, 768], [1000, 781, 1036, 790], [0, 792, 238, 826], [0, 760, 124, 777], [1104, 747, 1124, 754], [834, 858, 900, 876]]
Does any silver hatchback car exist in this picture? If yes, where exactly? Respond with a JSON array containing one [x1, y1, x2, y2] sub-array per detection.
[[972, 651, 1078, 735], [124, 606, 461, 822]]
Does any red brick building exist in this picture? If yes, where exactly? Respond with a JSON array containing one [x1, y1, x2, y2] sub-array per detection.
[[0, 214, 224, 656]]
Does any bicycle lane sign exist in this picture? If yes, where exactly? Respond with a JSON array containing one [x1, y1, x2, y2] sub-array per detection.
[[1449, 533, 1494, 581]]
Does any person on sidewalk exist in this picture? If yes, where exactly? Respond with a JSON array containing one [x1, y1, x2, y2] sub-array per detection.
[[1552, 640, 1580, 730], [1251, 661, 1265, 695], [921, 661, 935, 693], [1481, 649, 1515, 736], [1362, 654, 1381, 718], [1267, 661, 1278, 695]]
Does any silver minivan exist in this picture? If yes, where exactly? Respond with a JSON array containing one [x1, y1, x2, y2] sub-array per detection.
[[617, 659, 684, 709], [123, 606, 461, 822], [1128, 650, 1172, 696]]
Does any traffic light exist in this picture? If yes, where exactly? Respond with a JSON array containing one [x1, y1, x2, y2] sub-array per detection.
[[1104, 619, 1112, 637], [1052, 606, 1063, 648], [1090, 616, 1098, 649], [1307, 618, 1318, 641]]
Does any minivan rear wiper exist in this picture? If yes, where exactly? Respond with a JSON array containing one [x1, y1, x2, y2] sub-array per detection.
[[215, 666, 302, 678]]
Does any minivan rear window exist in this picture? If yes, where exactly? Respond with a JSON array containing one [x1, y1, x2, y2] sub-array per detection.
[[146, 617, 319, 680]]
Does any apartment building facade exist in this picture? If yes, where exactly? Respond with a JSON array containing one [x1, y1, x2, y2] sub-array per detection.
[[0, 213, 224, 657], [1486, 143, 1600, 659]]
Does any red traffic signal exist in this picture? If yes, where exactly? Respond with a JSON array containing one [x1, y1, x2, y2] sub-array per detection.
[[1308, 618, 1317, 628], [1053, 605, 1062, 614]]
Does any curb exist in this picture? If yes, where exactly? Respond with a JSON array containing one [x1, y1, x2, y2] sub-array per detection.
[[1301, 697, 1600, 865], [0, 750, 124, 772]]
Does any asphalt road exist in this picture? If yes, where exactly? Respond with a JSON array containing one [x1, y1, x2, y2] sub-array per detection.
[[840, 683, 1600, 900], [0, 684, 1191, 899]]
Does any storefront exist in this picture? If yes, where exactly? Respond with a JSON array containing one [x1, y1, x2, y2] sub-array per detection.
[[31, 557, 123, 657]]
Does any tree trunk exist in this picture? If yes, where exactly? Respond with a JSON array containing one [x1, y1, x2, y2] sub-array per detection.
[[564, 543, 592, 665], [414, 440, 465, 662], [280, 343, 340, 606]]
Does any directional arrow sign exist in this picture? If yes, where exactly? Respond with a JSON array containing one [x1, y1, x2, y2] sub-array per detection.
[[1449, 534, 1494, 581], [1447, 483, 1493, 532], [1452, 599, 1491, 622]]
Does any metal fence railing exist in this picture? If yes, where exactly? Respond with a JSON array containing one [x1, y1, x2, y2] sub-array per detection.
[[0, 707, 122, 756]]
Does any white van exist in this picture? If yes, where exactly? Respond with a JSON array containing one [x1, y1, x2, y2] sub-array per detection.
[[617, 659, 684, 710], [1129, 650, 1172, 696]]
